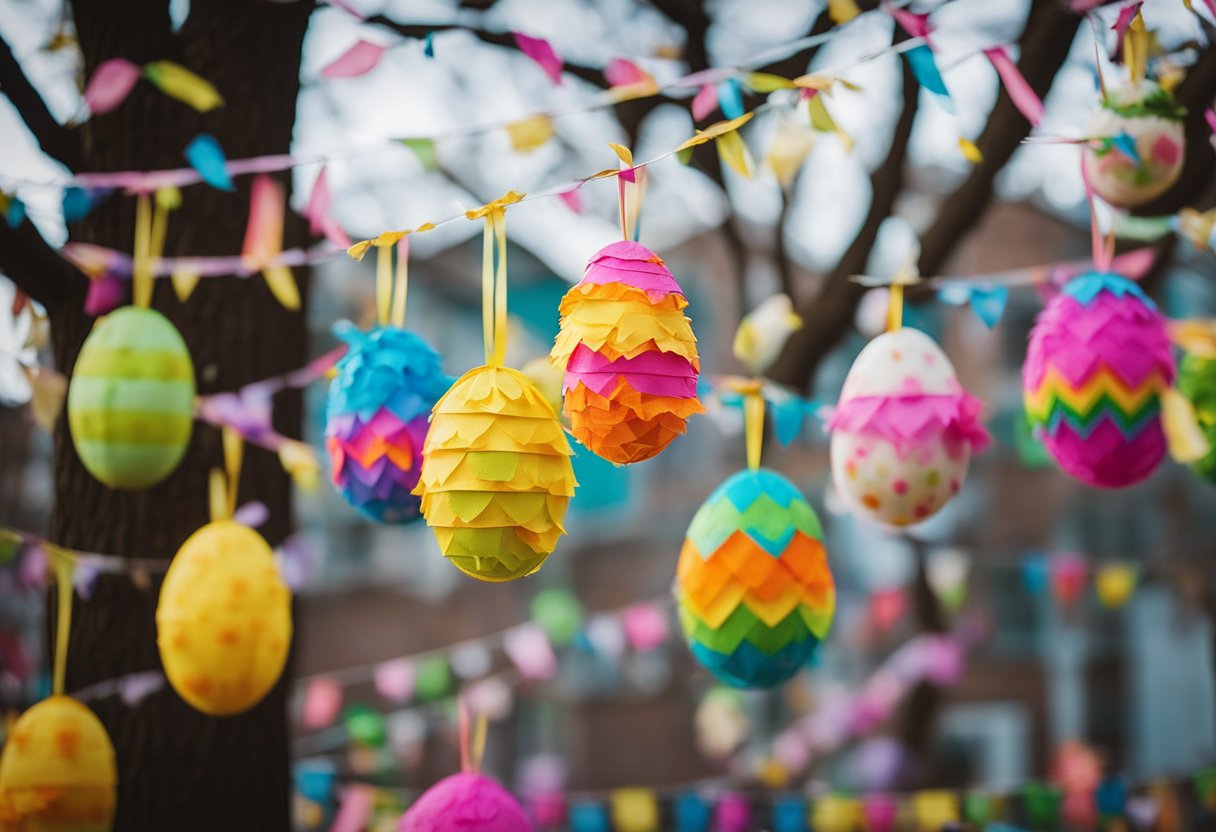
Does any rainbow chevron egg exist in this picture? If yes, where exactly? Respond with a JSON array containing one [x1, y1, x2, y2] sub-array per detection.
[[414, 366, 577, 582], [551, 241, 703, 465], [675, 469, 835, 689], [325, 324, 452, 523], [1023, 271, 1175, 488], [66, 306, 195, 490]]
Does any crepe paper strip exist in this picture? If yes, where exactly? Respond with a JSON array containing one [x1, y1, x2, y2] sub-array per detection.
[[330, 785, 375, 832], [717, 79, 745, 120], [507, 114, 554, 153], [903, 45, 953, 109], [321, 39, 386, 79], [512, 31, 563, 85], [143, 60, 223, 111], [423, 31, 435, 57], [765, 120, 814, 187], [612, 788, 660, 832], [958, 137, 983, 164], [984, 46, 1043, 127], [621, 602, 669, 651], [503, 623, 557, 681], [184, 133, 235, 191], [828, 0, 862, 23], [301, 676, 344, 728], [84, 57, 142, 113]]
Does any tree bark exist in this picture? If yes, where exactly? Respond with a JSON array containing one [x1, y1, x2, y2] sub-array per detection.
[[23, 2, 315, 829]]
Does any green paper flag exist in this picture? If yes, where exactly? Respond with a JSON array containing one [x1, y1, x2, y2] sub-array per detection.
[[401, 137, 439, 171], [1021, 782, 1062, 829], [343, 704, 387, 747], [531, 588, 584, 646], [413, 655, 451, 701]]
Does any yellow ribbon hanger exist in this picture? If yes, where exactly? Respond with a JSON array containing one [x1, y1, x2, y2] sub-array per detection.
[[209, 427, 244, 522], [132, 193, 153, 308], [886, 254, 921, 332], [727, 378, 766, 471], [49, 546, 76, 697], [466, 192, 524, 366]]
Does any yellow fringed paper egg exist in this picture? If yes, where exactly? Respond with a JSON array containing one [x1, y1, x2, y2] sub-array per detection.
[[414, 365, 577, 582], [827, 329, 989, 527], [67, 306, 196, 490], [156, 520, 292, 716], [0, 696, 117, 832]]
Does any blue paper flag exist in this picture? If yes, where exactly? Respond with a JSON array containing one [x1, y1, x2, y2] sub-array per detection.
[[1109, 132, 1140, 164], [675, 793, 712, 832], [717, 78, 745, 120], [1021, 553, 1050, 596], [62, 186, 94, 223], [569, 803, 610, 832], [969, 285, 1008, 328], [1095, 777, 1127, 817], [5, 196, 25, 229], [184, 133, 235, 191], [423, 31, 435, 58], [293, 759, 336, 805], [771, 395, 819, 447], [904, 45, 953, 110]]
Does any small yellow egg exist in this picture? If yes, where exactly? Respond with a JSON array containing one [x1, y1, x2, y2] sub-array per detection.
[[156, 520, 292, 716], [0, 696, 117, 832]]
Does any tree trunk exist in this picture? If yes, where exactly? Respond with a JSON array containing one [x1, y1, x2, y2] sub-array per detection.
[[47, 2, 314, 829]]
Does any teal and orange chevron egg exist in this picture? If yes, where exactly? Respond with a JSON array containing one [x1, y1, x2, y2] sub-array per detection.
[[675, 468, 835, 689], [67, 306, 196, 490]]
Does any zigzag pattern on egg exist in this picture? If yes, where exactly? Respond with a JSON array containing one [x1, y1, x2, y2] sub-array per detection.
[[325, 324, 453, 524], [414, 366, 577, 582], [1023, 272, 1175, 488], [676, 469, 834, 689], [552, 241, 703, 465]]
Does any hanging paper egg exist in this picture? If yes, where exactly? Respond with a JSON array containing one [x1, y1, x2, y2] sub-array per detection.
[[1082, 79, 1186, 208], [551, 241, 703, 465], [66, 306, 196, 490], [0, 696, 117, 832], [400, 772, 533, 832], [675, 468, 835, 688], [325, 323, 452, 523], [1175, 353, 1216, 484], [1023, 272, 1175, 488], [414, 366, 576, 582], [827, 328, 990, 527], [156, 520, 292, 715]]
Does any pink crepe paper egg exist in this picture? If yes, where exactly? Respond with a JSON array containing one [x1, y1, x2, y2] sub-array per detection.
[[400, 772, 534, 832], [827, 328, 989, 527]]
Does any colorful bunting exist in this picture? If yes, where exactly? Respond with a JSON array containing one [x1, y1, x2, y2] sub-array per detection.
[[512, 32, 563, 85]]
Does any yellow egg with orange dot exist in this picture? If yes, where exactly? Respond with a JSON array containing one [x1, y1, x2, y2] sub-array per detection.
[[156, 520, 292, 716], [0, 696, 117, 832]]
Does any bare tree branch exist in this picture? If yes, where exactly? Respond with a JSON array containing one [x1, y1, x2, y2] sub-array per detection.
[[0, 214, 81, 311], [365, 17, 613, 88], [0, 31, 83, 171]]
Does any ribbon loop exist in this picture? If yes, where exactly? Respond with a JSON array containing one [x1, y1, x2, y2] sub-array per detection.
[[132, 193, 154, 308], [470, 193, 521, 366]]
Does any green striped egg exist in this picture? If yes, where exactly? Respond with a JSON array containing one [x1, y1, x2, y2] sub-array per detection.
[[67, 306, 196, 490]]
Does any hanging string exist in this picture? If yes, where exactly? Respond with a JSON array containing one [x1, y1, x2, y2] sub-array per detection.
[[1081, 162, 1113, 273], [50, 547, 75, 697], [467, 192, 523, 367], [457, 697, 488, 774], [132, 192, 154, 308], [391, 236, 409, 327], [209, 428, 245, 522], [630, 168, 648, 243]]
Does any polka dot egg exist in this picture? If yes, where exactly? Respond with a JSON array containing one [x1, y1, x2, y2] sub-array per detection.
[[827, 328, 989, 527], [156, 520, 292, 716], [0, 696, 117, 832]]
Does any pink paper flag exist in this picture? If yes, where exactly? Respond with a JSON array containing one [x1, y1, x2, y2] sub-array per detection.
[[512, 32, 563, 85], [321, 40, 386, 79], [330, 785, 375, 832], [984, 47, 1043, 127], [85, 58, 142, 114], [558, 188, 583, 213], [621, 602, 669, 651], [1112, 2, 1144, 42], [301, 677, 343, 728], [691, 83, 718, 121], [374, 658, 415, 703], [243, 174, 284, 265], [888, 6, 932, 40], [305, 167, 351, 247], [605, 58, 649, 87], [503, 623, 557, 680]]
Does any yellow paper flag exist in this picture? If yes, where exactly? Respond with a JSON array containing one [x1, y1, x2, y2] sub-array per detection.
[[828, 0, 862, 24], [959, 137, 984, 164], [766, 120, 815, 187], [610, 789, 659, 832], [676, 112, 754, 153], [1124, 11, 1148, 86], [807, 94, 853, 152], [506, 115, 554, 153], [812, 795, 861, 832], [716, 130, 753, 178], [1096, 563, 1138, 609], [1162, 387, 1213, 463], [143, 61, 223, 112], [171, 267, 201, 303], [912, 790, 960, 831]]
